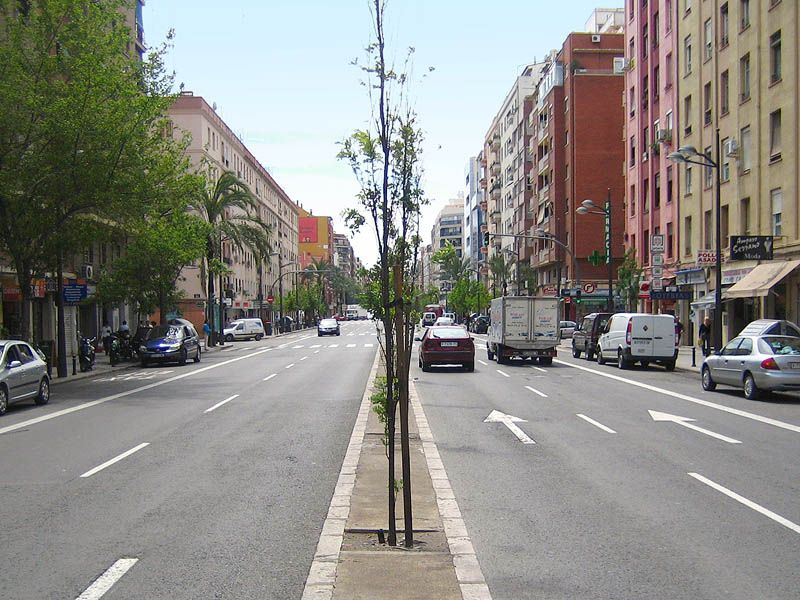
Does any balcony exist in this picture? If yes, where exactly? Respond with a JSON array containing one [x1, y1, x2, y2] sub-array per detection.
[[537, 185, 551, 203], [490, 161, 501, 176], [479, 199, 488, 212], [538, 126, 548, 142], [490, 133, 500, 151], [489, 210, 501, 224], [538, 154, 550, 174], [490, 184, 501, 200]]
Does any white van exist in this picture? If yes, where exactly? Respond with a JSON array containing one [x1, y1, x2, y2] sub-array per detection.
[[597, 313, 677, 370], [223, 318, 265, 342]]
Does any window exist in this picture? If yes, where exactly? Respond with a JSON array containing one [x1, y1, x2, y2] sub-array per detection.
[[667, 222, 674, 258], [684, 95, 692, 134], [630, 135, 636, 167], [666, 166, 674, 203], [685, 166, 693, 194], [740, 53, 750, 100], [704, 210, 713, 248], [704, 146, 713, 188], [721, 205, 729, 249], [654, 173, 661, 209], [721, 137, 730, 181], [653, 67, 659, 99], [704, 19, 713, 61], [770, 31, 781, 83], [740, 0, 750, 29], [684, 36, 692, 74], [685, 0, 692, 13], [666, 0, 673, 31], [629, 1, 635, 19], [684, 216, 692, 255], [721, 70, 730, 114], [720, 4, 729, 46], [703, 82, 712, 125], [740, 125, 751, 172], [653, 13, 660, 48], [630, 184, 636, 216], [740, 197, 750, 234], [643, 179, 649, 214], [666, 53, 673, 87], [644, 230, 650, 264], [771, 188, 782, 236], [629, 37, 635, 62], [769, 110, 781, 159], [642, 24, 648, 58], [629, 86, 636, 117]]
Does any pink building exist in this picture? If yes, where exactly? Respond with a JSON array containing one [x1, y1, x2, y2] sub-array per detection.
[[624, 0, 680, 312]]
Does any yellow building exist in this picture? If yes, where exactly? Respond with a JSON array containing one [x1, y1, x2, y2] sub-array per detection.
[[676, 0, 799, 342], [298, 208, 334, 269]]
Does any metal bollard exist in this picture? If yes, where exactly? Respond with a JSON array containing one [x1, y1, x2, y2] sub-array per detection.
[[72, 355, 77, 375], [691, 346, 696, 367]]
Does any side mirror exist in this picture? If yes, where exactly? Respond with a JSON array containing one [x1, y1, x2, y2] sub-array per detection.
[[414, 334, 421, 341], [8, 360, 22, 369]]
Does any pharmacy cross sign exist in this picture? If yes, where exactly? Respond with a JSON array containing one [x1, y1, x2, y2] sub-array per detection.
[[588, 250, 606, 267]]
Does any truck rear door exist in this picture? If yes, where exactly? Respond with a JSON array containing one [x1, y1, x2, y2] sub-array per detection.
[[629, 316, 654, 357], [504, 298, 531, 342], [652, 316, 677, 357]]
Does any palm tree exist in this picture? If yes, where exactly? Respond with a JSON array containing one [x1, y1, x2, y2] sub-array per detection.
[[302, 257, 331, 321], [488, 254, 514, 297], [189, 170, 271, 344]]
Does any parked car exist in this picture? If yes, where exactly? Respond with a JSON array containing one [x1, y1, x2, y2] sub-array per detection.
[[0, 340, 51, 415], [443, 312, 457, 323], [223, 318, 265, 342], [471, 315, 490, 334], [434, 316, 454, 326], [318, 318, 341, 336], [571, 313, 612, 360], [702, 335, 800, 399], [737, 319, 800, 338], [418, 326, 475, 372], [139, 319, 201, 367], [597, 313, 677, 370], [277, 316, 295, 333], [421, 312, 437, 328], [559, 320, 577, 339]]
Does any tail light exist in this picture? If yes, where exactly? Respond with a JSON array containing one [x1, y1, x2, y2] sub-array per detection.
[[625, 318, 632, 345], [674, 323, 680, 346], [760, 357, 780, 370]]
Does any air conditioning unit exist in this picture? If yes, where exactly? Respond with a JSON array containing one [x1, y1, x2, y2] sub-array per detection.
[[656, 128, 672, 143], [82, 265, 93, 279], [724, 138, 739, 158], [613, 57, 626, 74], [591, 34, 601, 43]]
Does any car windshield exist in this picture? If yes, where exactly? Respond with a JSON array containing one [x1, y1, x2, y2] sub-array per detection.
[[149, 325, 182, 340], [430, 327, 468, 339], [759, 336, 800, 355], [320, 319, 337, 327]]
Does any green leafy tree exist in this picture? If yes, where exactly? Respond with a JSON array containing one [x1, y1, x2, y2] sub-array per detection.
[[488, 254, 514, 297], [432, 242, 471, 283], [616, 248, 643, 311]]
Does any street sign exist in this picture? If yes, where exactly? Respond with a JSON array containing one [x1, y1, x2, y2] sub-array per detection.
[[652, 254, 664, 266], [652, 265, 663, 278], [650, 234, 665, 254], [266, 295, 274, 305], [583, 282, 596, 294], [649, 290, 692, 300], [63, 284, 87, 304], [651, 278, 663, 291], [588, 250, 605, 266], [730, 235, 774, 261]]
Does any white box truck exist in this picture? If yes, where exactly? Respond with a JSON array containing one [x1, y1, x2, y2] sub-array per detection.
[[486, 297, 560, 365]]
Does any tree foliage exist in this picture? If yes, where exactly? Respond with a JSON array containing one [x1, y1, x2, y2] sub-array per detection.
[[616, 248, 643, 311], [432, 242, 471, 283]]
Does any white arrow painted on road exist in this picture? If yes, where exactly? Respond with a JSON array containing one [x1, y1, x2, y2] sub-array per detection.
[[648, 410, 741, 444], [484, 410, 535, 445]]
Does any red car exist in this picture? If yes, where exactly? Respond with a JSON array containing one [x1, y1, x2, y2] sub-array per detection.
[[418, 326, 475, 372]]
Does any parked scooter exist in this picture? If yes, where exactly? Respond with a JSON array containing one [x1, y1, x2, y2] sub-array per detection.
[[79, 336, 96, 372], [109, 331, 135, 365]]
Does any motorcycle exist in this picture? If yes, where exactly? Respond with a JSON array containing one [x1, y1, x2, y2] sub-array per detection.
[[109, 331, 135, 366], [79, 336, 96, 372]]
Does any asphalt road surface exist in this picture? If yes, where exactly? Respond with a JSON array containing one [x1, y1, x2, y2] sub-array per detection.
[[0, 322, 378, 599], [414, 334, 800, 600]]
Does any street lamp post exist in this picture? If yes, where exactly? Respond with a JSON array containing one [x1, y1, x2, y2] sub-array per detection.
[[668, 133, 722, 353], [576, 188, 614, 312]]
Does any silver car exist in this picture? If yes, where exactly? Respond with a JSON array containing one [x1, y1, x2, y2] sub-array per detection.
[[701, 335, 800, 399], [0, 340, 51, 415]]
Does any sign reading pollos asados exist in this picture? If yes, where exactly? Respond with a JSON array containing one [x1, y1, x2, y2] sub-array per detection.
[[730, 235, 773, 261]]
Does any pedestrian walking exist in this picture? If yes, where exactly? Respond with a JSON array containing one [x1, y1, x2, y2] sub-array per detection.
[[698, 317, 712, 356], [674, 316, 684, 345], [203, 319, 211, 350], [119, 320, 130, 334], [100, 321, 112, 355]]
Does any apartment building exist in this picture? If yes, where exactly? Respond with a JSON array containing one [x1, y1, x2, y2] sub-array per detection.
[[483, 64, 546, 295], [298, 208, 334, 269], [675, 0, 799, 342], [333, 233, 356, 279], [528, 31, 626, 319], [463, 156, 486, 281], [430, 200, 465, 294], [169, 93, 299, 326], [624, 0, 681, 315]]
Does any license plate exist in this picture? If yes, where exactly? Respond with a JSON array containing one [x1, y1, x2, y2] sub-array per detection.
[[440, 342, 458, 347], [633, 339, 649, 345], [790, 362, 800, 369]]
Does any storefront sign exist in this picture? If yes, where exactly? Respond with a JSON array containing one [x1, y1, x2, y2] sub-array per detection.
[[2, 286, 21, 301], [722, 267, 754, 285], [696, 250, 720, 266], [63, 284, 88, 304], [650, 290, 692, 300], [675, 268, 706, 286], [730, 236, 773, 261]]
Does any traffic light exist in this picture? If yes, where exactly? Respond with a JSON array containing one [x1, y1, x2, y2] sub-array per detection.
[[575, 289, 582, 304], [483, 232, 490, 246]]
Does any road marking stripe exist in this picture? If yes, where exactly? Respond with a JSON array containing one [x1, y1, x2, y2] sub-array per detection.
[[80, 443, 149, 478], [496, 370, 510, 378], [576, 413, 617, 433], [293, 345, 304, 349], [286, 363, 295, 369], [263, 374, 277, 382], [554, 359, 800, 434], [301, 356, 309, 361], [329, 344, 339, 348], [364, 343, 374, 348], [75, 558, 139, 600], [204, 394, 239, 413], [478, 360, 488, 366], [314, 350, 320, 354], [347, 344, 356, 348], [310, 344, 322, 348], [688, 473, 800, 534], [525, 385, 548, 398], [533, 366, 547, 373], [0, 347, 275, 437]]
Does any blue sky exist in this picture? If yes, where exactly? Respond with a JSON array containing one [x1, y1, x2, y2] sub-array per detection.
[[144, 0, 623, 265]]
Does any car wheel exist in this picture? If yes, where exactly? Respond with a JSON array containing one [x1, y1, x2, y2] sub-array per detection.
[[540, 357, 553, 366], [487, 345, 495, 361], [640, 360, 650, 369], [572, 345, 581, 359], [0, 386, 8, 416], [743, 373, 760, 400], [418, 356, 422, 368], [194, 347, 201, 363], [664, 360, 676, 372], [586, 347, 595, 361], [179, 348, 188, 366], [464, 362, 475, 372], [596, 346, 606, 365], [617, 350, 629, 370], [255, 334, 263, 341], [34, 378, 50, 406], [701, 366, 716, 391], [421, 361, 430, 372], [225, 334, 234, 342]]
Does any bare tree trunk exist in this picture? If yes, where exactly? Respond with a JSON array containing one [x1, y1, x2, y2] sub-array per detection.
[[56, 253, 67, 377], [394, 265, 413, 547]]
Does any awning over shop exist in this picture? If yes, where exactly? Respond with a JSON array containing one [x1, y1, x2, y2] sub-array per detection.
[[725, 260, 800, 299], [690, 291, 716, 310]]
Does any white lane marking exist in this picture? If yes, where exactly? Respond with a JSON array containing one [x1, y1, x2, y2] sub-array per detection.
[[263, 374, 277, 382], [80, 443, 150, 478], [347, 333, 355, 336], [364, 343, 374, 348], [478, 360, 488, 366], [278, 344, 288, 348], [314, 350, 320, 354], [576, 413, 617, 433], [346, 344, 356, 348], [484, 410, 535, 444], [524, 385, 548, 398], [310, 344, 322, 348], [496, 370, 510, 378], [300, 356, 309, 361], [688, 473, 800, 534], [533, 366, 547, 373], [329, 344, 339, 348], [359, 333, 366, 336], [75, 558, 139, 600], [554, 359, 800, 435], [204, 394, 239, 413], [649, 410, 741, 444], [292, 345, 304, 349], [285, 363, 295, 369], [0, 347, 275, 436]]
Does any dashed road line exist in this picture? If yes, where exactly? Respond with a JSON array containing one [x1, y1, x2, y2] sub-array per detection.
[[329, 344, 339, 348], [364, 343, 374, 348], [80, 443, 150, 478], [204, 394, 239, 413], [478, 360, 488, 366], [292, 345, 305, 349], [524, 385, 548, 398], [301, 356, 309, 361], [310, 344, 322, 348], [75, 558, 139, 600], [263, 374, 277, 382], [346, 344, 356, 348], [286, 363, 295, 369], [533, 366, 547, 373], [496, 370, 510, 378], [576, 413, 616, 433]]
